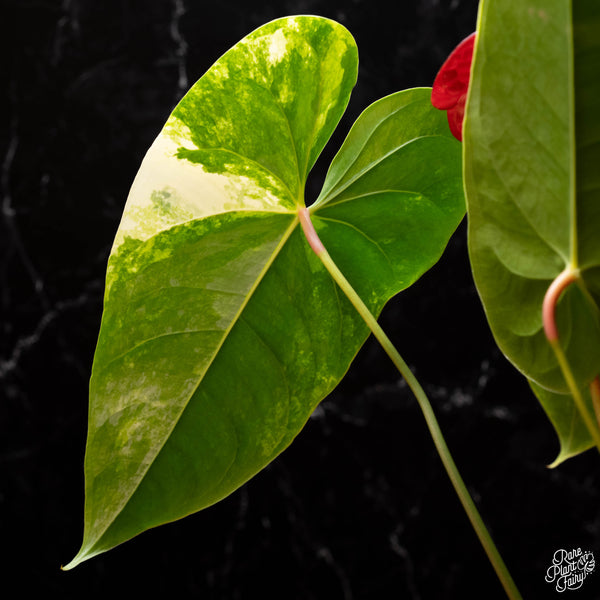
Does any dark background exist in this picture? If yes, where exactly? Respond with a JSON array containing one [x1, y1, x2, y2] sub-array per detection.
[[2, 0, 599, 598]]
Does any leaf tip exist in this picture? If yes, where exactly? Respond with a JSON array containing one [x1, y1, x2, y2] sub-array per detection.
[[61, 555, 84, 571], [61, 544, 98, 571], [60, 559, 78, 572], [546, 457, 562, 470]]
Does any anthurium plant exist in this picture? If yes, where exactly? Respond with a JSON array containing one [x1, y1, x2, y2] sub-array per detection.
[[435, 0, 600, 476], [465, 0, 600, 469], [65, 2, 599, 598]]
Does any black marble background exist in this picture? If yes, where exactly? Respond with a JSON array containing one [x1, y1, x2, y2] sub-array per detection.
[[2, 0, 599, 598]]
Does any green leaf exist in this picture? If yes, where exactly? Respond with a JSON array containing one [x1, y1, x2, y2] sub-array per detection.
[[66, 17, 464, 568], [313, 88, 465, 300], [464, 1, 600, 458], [530, 380, 595, 468]]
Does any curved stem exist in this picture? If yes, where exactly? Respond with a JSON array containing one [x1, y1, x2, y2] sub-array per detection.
[[299, 208, 522, 600], [542, 268, 578, 342], [542, 268, 600, 452]]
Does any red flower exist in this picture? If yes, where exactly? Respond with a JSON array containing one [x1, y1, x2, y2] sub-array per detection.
[[431, 33, 476, 142]]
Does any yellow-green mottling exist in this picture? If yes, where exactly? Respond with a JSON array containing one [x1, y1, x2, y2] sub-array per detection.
[[66, 17, 464, 568]]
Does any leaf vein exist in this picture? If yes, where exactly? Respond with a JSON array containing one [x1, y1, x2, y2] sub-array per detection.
[[317, 215, 394, 270], [88, 216, 299, 550], [319, 98, 425, 198], [316, 135, 442, 207]]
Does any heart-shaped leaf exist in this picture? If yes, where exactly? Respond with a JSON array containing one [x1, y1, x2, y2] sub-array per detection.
[[66, 17, 464, 568], [464, 1, 600, 463]]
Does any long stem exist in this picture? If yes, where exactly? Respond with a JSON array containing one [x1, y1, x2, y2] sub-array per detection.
[[542, 268, 600, 452], [299, 208, 522, 600]]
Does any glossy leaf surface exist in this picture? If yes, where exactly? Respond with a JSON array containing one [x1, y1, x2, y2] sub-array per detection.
[[465, 0, 600, 462], [313, 88, 465, 301], [66, 17, 464, 568]]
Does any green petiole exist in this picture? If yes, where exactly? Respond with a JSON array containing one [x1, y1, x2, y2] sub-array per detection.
[[542, 268, 600, 453], [299, 207, 522, 600]]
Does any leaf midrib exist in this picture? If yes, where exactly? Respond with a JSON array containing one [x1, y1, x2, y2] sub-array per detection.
[[568, 7, 578, 268], [313, 135, 447, 210], [314, 96, 428, 204], [240, 75, 303, 200], [87, 214, 300, 552]]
